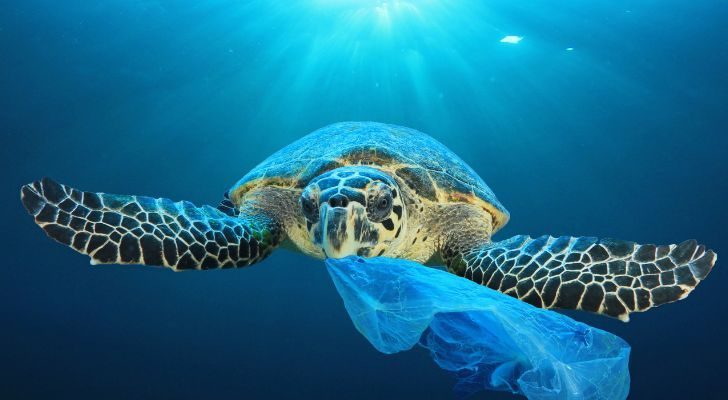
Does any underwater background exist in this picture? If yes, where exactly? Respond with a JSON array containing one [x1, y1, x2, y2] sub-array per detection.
[[2, 0, 727, 398]]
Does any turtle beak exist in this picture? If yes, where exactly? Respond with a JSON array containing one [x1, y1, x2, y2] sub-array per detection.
[[321, 205, 348, 257], [319, 203, 369, 258]]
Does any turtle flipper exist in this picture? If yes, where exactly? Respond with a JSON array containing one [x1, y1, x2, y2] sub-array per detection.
[[446, 235, 717, 321], [21, 178, 283, 270]]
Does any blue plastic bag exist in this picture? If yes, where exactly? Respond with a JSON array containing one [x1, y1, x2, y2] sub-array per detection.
[[326, 256, 630, 400]]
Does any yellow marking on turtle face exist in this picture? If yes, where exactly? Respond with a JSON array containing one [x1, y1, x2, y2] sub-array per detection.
[[432, 187, 508, 232], [230, 177, 298, 205]]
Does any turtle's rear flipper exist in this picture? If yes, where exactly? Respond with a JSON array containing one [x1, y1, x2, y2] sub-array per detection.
[[21, 178, 282, 270], [447, 235, 717, 321]]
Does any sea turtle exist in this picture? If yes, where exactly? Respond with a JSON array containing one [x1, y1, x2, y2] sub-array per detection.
[[21, 122, 717, 321]]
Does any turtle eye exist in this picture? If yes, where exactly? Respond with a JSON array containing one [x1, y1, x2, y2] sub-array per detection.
[[367, 190, 393, 223], [300, 195, 319, 223]]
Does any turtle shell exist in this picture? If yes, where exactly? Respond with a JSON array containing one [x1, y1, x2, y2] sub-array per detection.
[[230, 122, 509, 231]]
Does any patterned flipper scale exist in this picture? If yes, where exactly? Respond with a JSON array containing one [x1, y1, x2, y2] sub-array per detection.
[[21, 178, 282, 270], [451, 235, 717, 321]]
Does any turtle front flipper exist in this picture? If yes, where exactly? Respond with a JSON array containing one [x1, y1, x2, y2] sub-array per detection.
[[21, 178, 283, 270], [445, 235, 717, 321]]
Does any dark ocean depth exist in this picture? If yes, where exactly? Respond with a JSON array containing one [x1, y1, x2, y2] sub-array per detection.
[[2, 1, 727, 399]]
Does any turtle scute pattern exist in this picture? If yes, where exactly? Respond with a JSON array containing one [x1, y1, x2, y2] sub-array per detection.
[[458, 235, 717, 320], [231, 122, 510, 229], [21, 178, 281, 270]]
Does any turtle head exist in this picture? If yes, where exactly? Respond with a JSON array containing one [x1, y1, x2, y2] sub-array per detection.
[[300, 166, 406, 259]]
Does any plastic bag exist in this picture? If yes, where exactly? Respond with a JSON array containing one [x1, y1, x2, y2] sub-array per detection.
[[326, 256, 630, 399]]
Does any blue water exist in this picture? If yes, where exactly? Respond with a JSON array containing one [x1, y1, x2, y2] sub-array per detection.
[[2, 1, 726, 398]]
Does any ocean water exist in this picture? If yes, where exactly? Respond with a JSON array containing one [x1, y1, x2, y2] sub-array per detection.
[[2, 0, 726, 399]]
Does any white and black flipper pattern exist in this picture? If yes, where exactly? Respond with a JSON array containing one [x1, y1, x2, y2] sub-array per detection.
[[21, 178, 283, 270], [448, 235, 717, 321]]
